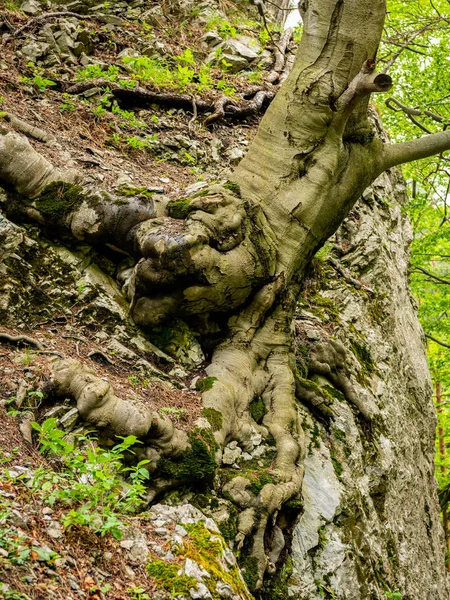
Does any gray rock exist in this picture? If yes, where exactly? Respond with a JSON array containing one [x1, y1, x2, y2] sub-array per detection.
[[20, 0, 41, 15], [59, 407, 79, 430], [189, 582, 212, 599], [46, 521, 63, 539], [221, 39, 259, 61], [218, 53, 249, 73], [202, 31, 223, 47]]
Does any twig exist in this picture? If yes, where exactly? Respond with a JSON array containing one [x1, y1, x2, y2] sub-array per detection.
[[413, 265, 450, 285], [188, 96, 198, 130], [426, 333, 450, 349], [0, 333, 44, 350], [328, 257, 375, 295]]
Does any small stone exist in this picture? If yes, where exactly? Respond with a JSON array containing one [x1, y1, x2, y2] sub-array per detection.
[[227, 147, 245, 164], [160, 177, 170, 183], [215, 581, 235, 598], [103, 552, 113, 560], [46, 521, 63, 539], [185, 181, 209, 196], [184, 557, 210, 580], [190, 582, 212, 599], [120, 540, 134, 550], [123, 565, 135, 579], [59, 408, 79, 430], [202, 31, 223, 47], [154, 527, 168, 536], [175, 524, 187, 537]]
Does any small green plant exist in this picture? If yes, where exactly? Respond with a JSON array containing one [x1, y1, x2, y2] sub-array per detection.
[[20, 67, 56, 93], [20, 347, 33, 366], [76, 64, 120, 82], [28, 420, 150, 539], [91, 105, 107, 118], [128, 586, 150, 600], [27, 390, 43, 408], [60, 93, 76, 113], [384, 593, 402, 600], [160, 406, 187, 422]]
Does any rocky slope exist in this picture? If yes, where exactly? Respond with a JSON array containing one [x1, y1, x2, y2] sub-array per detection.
[[0, 1, 448, 599]]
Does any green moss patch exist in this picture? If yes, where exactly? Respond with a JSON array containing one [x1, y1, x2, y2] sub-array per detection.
[[223, 181, 241, 196], [35, 181, 84, 221], [167, 197, 193, 219], [195, 377, 217, 393], [241, 555, 259, 590], [202, 407, 223, 431], [146, 560, 197, 596], [249, 397, 265, 424], [157, 428, 217, 482]]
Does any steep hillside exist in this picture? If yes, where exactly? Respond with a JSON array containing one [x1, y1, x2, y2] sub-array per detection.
[[0, 2, 448, 600]]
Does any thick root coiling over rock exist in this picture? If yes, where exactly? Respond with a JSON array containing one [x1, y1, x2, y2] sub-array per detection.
[[128, 186, 278, 326], [0, 131, 78, 198]]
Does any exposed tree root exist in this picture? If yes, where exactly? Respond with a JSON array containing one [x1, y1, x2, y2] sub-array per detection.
[[50, 358, 189, 458], [58, 79, 277, 125], [0, 332, 44, 350], [0, 112, 56, 145], [265, 27, 293, 84]]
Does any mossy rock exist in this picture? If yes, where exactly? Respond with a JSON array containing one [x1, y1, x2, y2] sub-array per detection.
[[146, 560, 197, 596]]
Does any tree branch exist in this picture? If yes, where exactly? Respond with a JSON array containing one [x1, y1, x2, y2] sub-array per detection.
[[414, 266, 450, 285], [382, 130, 450, 170], [426, 333, 450, 349]]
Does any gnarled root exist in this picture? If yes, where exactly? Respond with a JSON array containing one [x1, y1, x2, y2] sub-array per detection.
[[201, 294, 305, 589], [127, 185, 278, 325], [50, 358, 188, 460]]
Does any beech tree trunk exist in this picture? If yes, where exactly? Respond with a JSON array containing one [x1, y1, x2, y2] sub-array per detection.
[[3, 0, 450, 591]]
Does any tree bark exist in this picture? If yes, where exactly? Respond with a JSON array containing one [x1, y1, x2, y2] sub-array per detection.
[[437, 381, 450, 570]]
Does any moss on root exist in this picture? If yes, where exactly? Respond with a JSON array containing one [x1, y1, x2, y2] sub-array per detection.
[[196, 377, 217, 393], [223, 181, 241, 196], [157, 428, 217, 483], [241, 555, 259, 590], [202, 407, 223, 431], [35, 181, 84, 221], [167, 197, 193, 219], [249, 397, 266, 424], [261, 556, 294, 600]]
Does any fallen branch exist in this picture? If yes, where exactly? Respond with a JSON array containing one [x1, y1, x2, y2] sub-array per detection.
[[0, 332, 44, 350]]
